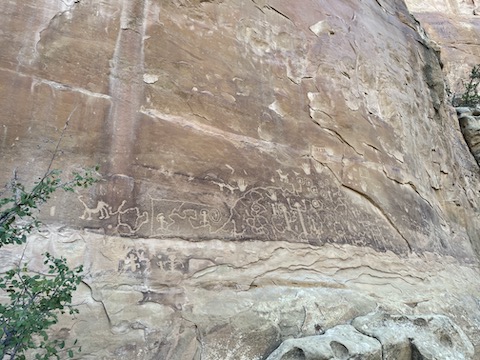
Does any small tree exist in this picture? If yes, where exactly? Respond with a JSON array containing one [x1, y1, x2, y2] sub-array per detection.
[[456, 64, 480, 107], [0, 167, 98, 359]]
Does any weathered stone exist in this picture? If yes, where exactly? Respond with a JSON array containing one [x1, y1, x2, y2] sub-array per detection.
[[404, 0, 480, 96], [352, 312, 475, 360], [458, 114, 480, 165], [456, 107, 473, 116], [1, 0, 480, 359], [472, 107, 480, 116], [265, 325, 382, 360], [266, 312, 474, 360]]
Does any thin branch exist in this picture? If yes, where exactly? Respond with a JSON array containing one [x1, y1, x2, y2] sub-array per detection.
[[44, 105, 79, 181]]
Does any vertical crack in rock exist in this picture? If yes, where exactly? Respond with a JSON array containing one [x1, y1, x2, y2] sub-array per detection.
[[81, 280, 112, 326], [106, 0, 147, 177], [353, 326, 385, 360], [342, 184, 413, 253]]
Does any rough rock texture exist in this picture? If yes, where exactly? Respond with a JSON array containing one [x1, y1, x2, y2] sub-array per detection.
[[457, 107, 480, 165], [266, 324, 382, 360], [267, 312, 475, 360], [2, 0, 480, 359], [404, 0, 480, 95]]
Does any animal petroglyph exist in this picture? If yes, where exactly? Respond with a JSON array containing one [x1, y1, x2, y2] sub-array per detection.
[[78, 197, 149, 236], [78, 196, 112, 220], [276, 169, 289, 183]]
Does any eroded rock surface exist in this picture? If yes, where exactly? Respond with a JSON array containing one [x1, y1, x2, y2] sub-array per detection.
[[404, 0, 480, 94], [267, 312, 474, 360], [266, 324, 382, 360], [1, 0, 480, 359], [457, 107, 480, 165]]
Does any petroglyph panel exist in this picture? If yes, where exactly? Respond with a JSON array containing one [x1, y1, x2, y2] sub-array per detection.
[[149, 198, 226, 237], [78, 165, 407, 253], [78, 197, 149, 236]]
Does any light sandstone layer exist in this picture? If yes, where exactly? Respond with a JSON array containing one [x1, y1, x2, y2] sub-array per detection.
[[1, 0, 480, 359]]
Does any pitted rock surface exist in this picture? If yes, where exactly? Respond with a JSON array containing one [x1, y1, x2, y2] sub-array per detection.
[[267, 313, 474, 360], [1, 0, 480, 359]]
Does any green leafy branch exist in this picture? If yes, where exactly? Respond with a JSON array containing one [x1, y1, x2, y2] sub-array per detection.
[[0, 166, 99, 359], [454, 64, 480, 107], [0, 167, 99, 248], [0, 254, 83, 359]]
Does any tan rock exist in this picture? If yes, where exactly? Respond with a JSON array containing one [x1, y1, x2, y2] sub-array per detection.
[[1, 0, 480, 359]]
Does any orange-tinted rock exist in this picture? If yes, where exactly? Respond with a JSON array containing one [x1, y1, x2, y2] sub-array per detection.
[[1, 1, 480, 358]]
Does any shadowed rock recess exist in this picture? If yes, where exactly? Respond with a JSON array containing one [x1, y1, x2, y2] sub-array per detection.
[[1, 0, 480, 359]]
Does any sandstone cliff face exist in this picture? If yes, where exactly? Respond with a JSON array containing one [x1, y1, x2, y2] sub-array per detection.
[[405, 0, 480, 93], [1, 0, 480, 359]]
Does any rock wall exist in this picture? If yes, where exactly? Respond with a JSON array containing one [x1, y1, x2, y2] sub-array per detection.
[[405, 0, 480, 94], [1, 0, 480, 359]]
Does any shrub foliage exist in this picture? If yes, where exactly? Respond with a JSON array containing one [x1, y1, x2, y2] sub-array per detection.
[[0, 168, 97, 359]]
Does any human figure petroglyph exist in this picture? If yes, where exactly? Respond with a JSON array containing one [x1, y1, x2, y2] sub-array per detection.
[[155, 253, 188, 273], [78, 196, 112, 220], [271, 203, 292, 234], [278, 203, 293, 232], [125, 252, 140, 272], [120, 249, 148, 273], [294, 177, 305, 193], [307, 214, 323, 235], [156, 212, 173, 232]]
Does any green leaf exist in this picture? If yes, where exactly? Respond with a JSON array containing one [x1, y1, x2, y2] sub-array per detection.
[[0, 167, 95, 358]]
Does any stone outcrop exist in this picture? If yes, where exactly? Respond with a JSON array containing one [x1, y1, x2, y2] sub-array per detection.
[[404, 0, 480, 94], [267, 312, 475, 360], [1, 0, 480, 359], [457, 106, 480, 165]]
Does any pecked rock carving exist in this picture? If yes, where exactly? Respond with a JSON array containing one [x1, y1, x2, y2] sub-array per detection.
[[3, 0, 480, 358]]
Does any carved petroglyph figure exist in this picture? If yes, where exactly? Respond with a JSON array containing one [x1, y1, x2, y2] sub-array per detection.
[[266, 189, 277, 201], [156, 253, 188, 273], [301, 162, 311, 175], [212, 180, 237, 193], [81, 164, 400, 251], [78, 197, 148, 235], [125, 252, 140, 272], [288, 198, 308, 236], [119, 249, 149, 274], [156, 212, 173, 232], [115, 200, 149, 235], [236, 178, 248, 192], [276, 169, 289, 183], [78, 196, 112, 220], [149, 197, 225, 236]]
